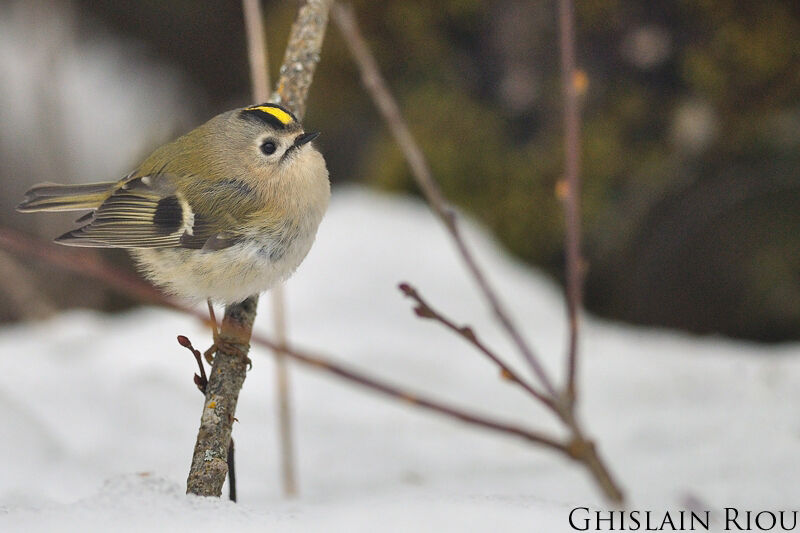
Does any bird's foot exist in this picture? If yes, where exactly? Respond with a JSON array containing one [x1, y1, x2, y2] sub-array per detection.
[[204, 333, 252, 369]]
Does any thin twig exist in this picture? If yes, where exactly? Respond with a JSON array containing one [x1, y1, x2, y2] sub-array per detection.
[[398, 283, 554, 409], [178, 333, 237, 501], [186, 294, 255, 497], [332, 4, 624, 504], [557, 0, 583, 407], [270, 286, 297, 496], [227, 438, 237, 502], [243, 0, 271, 100], [242, 0, 297, 497], [1, 224, 622, 500], [249, 330, 567, 454], [332, 4, 557, 399], [0, 225, 565, 453], [177, 335, 209, 393]]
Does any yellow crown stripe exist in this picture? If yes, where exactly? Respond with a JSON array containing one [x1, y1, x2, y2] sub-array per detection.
[[245, 105, 294, 125]]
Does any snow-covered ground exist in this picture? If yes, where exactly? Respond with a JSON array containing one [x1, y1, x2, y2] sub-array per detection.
[[1, 188, 798, 532]]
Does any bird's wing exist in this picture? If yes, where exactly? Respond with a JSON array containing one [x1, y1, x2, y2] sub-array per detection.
[[54, 174, 213, 249]]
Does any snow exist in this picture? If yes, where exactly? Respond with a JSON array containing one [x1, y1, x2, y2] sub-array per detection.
[[1, 187, 798, 532]]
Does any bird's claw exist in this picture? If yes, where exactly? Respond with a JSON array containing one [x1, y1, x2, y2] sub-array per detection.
[[204, 333, 252, 369]]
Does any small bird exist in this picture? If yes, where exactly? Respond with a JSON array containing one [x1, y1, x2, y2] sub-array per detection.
[[18, 103, 330, 347]]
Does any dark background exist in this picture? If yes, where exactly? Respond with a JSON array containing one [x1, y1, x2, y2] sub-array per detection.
[[1, 0, 798, 341]]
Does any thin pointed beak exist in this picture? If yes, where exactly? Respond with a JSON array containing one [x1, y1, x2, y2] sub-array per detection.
[[293, 131, 320, 147]]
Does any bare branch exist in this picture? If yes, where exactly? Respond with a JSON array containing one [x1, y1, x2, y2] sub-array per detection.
[[332, 4, 557, 398], [333, 4, 624, 504], [186, 296, 256, 497], [398, 283, 554, 409], [557, 0, 584, 406], [270, 285, 297, 496], [179, 332, 239, 502], [271, 0, 333, 120], [242, 0, 271, 101], [250, 329, 567, 454], [0, 226, 566, 456]]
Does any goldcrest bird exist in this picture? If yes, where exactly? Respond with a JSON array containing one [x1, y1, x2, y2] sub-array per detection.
[[17, 103, 330, 309]]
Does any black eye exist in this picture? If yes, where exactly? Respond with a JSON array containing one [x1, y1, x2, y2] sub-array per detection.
[[260, 140, 277, 155]]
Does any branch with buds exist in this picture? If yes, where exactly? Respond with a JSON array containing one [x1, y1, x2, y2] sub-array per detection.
[[333, 2, 624, 503]]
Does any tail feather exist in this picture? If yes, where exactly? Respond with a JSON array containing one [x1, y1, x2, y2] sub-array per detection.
[[16, 182, 115, 212]]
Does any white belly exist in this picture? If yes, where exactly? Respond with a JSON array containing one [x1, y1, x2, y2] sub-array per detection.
[[131, 226, 318, 304]]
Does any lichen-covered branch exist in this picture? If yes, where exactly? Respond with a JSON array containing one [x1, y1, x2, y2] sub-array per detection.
[[185, 0, 333, 498], [186, 297, 256, 497], [271, 0, 333, 120]]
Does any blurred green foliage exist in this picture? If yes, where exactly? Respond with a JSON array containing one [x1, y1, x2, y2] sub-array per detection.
[[73, 0, 800, 340]]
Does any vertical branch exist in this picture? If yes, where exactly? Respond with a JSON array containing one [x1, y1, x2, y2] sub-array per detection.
[[243, 0, 271, 96], [270, 287, 296, 496], [186, 0, 333, 498], [557, 0, 584, 405], [332, 4, 557, 399], [271, 0, 334, 120], [333, 4, 624, 504], [187, 296, 258, 497], [242, 0, 297, 497], [266, 0, 336, 497]]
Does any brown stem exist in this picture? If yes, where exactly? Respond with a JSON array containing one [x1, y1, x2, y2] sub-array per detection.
[[557, 0, 584, 406], [228, 438, 237, 502], [0, 225, 622, 500], [333, 4, 624, 504], [271, 286, 297, 496], [332, 4, 556, 398], [249, 329, 566, 454], [565, 426, 625, 505], [0, 230, 566, 456], [242, 0, 271, 102], [398, 283, 554, 409], [177, 335, 208, 393], [178, 333, 238, 501], [267, 0, 337, 496], [186, 296, 257, 496], [242, 0, 298, 498]]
